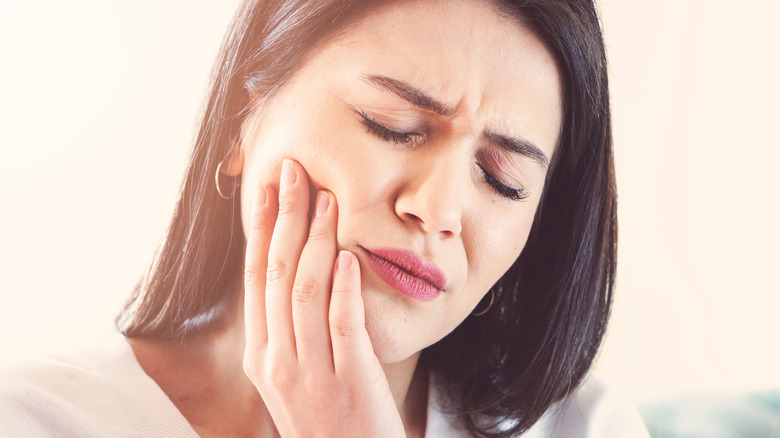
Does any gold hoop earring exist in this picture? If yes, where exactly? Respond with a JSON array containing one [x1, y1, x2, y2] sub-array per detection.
[[215, 159, 238, 200], [472, 290, 495, 316]]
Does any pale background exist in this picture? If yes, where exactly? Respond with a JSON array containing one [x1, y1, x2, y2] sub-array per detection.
[[1, 0, 778, 403]]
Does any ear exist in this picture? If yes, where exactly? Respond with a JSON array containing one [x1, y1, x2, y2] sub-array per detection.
[[220, 146, 244, 177]]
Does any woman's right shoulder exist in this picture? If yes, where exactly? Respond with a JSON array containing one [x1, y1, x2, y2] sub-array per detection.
[[0, 343, 132, 436], [0, 333, 198, 438]]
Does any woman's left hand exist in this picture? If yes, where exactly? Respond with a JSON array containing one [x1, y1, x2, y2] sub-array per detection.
[[242, 159, 406, 438]]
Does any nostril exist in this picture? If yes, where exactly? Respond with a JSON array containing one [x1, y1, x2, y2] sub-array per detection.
[[405, 212, 423, 224], [402, 211, 459, 237], [393, 177, 464, 237]]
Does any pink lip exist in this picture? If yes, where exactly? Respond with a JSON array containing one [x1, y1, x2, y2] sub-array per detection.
[[360, 246, 447, 301]]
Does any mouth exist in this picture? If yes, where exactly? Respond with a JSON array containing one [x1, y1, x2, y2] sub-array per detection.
[[359, 246, 446, 301]]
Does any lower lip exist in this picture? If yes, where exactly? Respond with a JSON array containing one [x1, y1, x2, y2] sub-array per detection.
[[362, 250, 442, 301]]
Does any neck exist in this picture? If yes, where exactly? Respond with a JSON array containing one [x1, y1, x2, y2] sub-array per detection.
[[129, 297, 427, 437]]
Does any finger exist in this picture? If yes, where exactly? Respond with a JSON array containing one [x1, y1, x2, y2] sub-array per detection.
[[244, 183, 278, 349], [329, 251, 375, 376], [292, 191, 338, 369], [265, 159, 310, 357]]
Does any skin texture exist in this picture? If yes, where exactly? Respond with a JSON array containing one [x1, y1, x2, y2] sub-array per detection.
[[130, 0, 562, 436], [236, 0, 562, 365]]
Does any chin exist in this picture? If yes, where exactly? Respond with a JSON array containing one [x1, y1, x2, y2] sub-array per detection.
[[360, 287, 438, 365]]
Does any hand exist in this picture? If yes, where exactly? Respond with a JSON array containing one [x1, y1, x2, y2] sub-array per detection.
[[242, 159, 406, 438]]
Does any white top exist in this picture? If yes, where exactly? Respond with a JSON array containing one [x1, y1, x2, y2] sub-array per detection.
[[0, 333, 649, 437]]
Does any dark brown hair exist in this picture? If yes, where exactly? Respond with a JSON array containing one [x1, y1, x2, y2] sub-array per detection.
[[117, 1, 615, 436]]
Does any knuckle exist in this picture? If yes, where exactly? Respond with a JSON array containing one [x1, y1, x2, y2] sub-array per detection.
[[265, 260, 290, 284], [248, 224, 268, 241], [330, 317, 361, 339], [330, 285, 353, 296], [306, 225, 330, 243], [306, 217, 332, 242], [276, 197, 300, 218], [243, 267, 264, 288], [291, 279, 321, 305], [248, 216, 269, 235]]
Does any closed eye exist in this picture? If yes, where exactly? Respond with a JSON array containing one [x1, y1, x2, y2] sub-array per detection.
[[358, 111, 423, 146], [357, 108, 528, 201], [478, 165, 530, 201]]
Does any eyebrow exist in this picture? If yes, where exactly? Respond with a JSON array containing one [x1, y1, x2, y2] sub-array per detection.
[[362, 74, 453, 116], [485, 131, 550, 170], [362, 74, 550, 170]]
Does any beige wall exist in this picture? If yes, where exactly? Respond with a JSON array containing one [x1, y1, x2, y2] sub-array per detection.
[[1, 0, 778, 402], [597, 0, 780, 400]]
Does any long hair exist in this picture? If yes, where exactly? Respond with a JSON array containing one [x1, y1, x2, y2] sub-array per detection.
[[422, 2, 615, 435], [117, 1, 615, 436]]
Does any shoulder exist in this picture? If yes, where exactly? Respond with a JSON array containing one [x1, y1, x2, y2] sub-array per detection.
[[0, 338, 134, 436], [0, 333, 197, 438], [525, 374, 650, 438]]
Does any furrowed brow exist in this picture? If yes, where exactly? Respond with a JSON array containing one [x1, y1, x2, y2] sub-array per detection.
[[362, 74, 453, 116], [485, 131, 550, 170], [361, 74, 550, 169]]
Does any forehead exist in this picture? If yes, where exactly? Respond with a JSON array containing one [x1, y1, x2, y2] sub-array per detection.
[[309, 0, 563, 153]]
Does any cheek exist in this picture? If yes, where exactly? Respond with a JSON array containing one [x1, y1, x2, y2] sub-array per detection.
[[237, 105, 390, 240], [464, 203, 536, 292]]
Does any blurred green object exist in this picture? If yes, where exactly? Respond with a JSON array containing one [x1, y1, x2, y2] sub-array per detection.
[[641, 391, 780, 438]]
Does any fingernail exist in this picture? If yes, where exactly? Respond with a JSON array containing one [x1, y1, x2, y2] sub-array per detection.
[[338, 251, 352, 271], [281, 159, 296, 189], [315, 191, 329, 217]]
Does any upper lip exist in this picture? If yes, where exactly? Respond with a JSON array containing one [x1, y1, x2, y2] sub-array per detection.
[[360, 246, 447, 290]]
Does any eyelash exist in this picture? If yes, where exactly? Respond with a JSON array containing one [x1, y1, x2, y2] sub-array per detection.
[[359, 111, 420, 145], [358, 112, 529, 202], [479, 165, 529, 201]]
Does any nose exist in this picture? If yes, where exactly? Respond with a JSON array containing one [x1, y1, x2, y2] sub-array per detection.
[[394, 152, 465, 238]]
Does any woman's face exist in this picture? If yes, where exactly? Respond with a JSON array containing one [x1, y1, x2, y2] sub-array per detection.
[[237, 0, 562, 364]]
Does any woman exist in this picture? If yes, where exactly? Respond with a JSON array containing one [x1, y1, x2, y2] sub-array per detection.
[[1, 0, 648, 436]]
